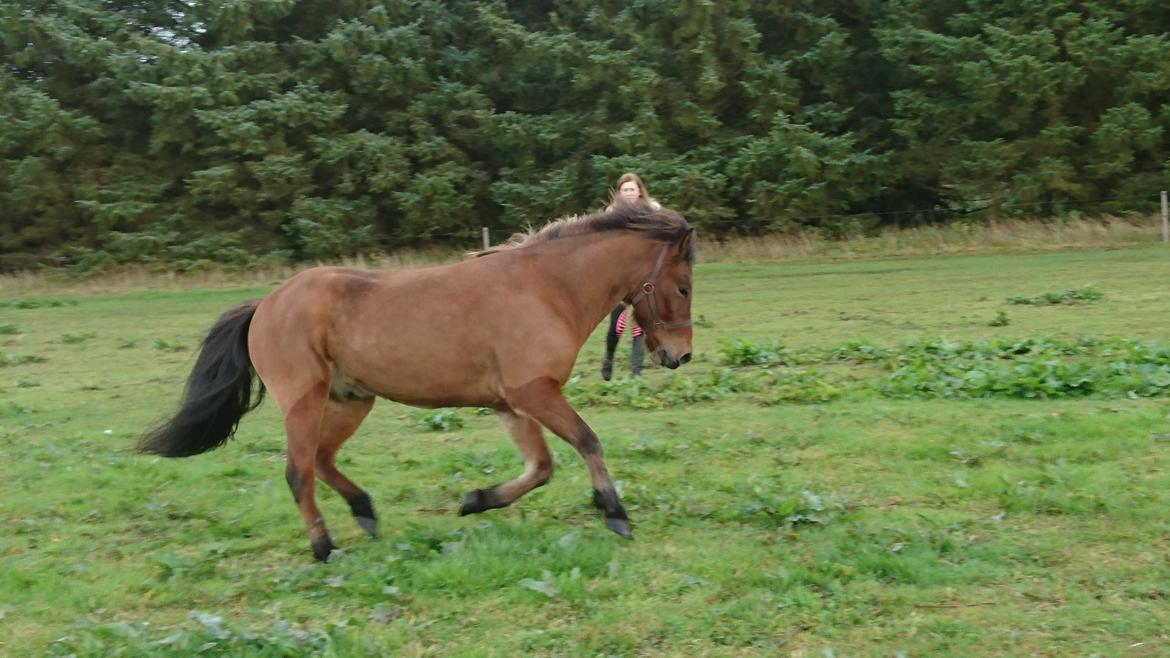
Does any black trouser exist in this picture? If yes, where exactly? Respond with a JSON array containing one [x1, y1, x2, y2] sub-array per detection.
[[601, 304, 644, 380]]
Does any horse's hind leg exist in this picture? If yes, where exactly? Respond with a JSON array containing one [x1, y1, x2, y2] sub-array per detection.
[[315, 398, 377, 538], [279, 381, 338, 561], [460, 411, 554, 515]]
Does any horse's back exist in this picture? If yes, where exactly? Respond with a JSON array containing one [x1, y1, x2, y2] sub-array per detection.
[[249, 261, 553, 409]]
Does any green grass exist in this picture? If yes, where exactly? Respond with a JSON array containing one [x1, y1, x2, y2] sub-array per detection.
[[3, 245, 1170, 656], [1007, 283, 1105, 305]]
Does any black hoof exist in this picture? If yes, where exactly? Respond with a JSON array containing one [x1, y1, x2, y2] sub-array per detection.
[[311, 535, 338, 562], [605, 518, 633, 539], [355, 516, 378, 539], [459, 487, 504, 516], [347, 494, 377, 538]]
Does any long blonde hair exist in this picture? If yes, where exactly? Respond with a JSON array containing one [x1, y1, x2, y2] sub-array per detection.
[[607, 172, 661, 210]]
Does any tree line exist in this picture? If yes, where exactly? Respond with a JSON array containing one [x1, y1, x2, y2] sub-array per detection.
[[2, 0, 1168, 271]]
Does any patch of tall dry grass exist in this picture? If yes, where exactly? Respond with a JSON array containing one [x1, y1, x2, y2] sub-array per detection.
[[0, 249, 462, 295], [1, 215, 1163, 294], [700, 215, 1162, 262]]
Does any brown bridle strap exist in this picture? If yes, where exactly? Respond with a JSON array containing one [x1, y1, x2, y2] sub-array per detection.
[[625, 242, 691, 338]]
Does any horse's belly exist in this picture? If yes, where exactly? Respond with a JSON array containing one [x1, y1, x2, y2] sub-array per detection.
[[332, 352, 504, 410]]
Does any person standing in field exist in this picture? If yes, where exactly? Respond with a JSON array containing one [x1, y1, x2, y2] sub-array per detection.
[[601, 172, 662, 381]]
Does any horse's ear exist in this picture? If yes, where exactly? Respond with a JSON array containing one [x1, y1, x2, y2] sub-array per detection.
[[677, 227, 696, 261]]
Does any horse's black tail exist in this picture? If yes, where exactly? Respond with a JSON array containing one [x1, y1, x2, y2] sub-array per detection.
[[139, 301, 266, 457]]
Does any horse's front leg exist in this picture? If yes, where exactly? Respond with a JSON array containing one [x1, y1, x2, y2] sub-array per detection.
[[459, 410, 554, 515], [504, 377, 632, 539]]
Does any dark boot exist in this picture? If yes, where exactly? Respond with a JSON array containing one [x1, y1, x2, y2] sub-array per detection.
[[630, 334, 645, 377], [601, 356, 614, 381]]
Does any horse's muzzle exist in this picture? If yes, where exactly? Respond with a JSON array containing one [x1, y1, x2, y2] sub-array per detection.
[[658, 350, 692, 369]]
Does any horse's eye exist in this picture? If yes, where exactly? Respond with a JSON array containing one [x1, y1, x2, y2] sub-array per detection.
[[678, 287, 690, 298]]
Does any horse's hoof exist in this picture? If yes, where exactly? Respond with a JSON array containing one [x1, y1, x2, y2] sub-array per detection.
[[605, 518, 633, 539], [356, 516, 378, 539], [311, 535, 338, 562], [459, 489, 484, 515], [460, 484, 507, 515], [460, 488, 502, 516]]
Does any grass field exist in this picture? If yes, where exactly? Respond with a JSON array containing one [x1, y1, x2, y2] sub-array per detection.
[[2, 244, 1170, 656]]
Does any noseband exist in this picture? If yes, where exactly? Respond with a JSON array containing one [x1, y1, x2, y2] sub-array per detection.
[[625, 243, 691, 339]]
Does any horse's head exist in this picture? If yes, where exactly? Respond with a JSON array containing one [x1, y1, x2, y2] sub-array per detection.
[[627, 227, 695, 369]]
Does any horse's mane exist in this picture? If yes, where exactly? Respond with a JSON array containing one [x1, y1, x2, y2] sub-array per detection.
[[476, 203, 692, 258]]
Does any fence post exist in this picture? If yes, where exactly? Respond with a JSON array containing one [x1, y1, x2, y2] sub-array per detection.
[[482, 226, 490, 251], [1162, 191, 1168, 243]]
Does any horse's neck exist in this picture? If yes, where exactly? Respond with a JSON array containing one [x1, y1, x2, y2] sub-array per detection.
[[536, 235, 651, 339]]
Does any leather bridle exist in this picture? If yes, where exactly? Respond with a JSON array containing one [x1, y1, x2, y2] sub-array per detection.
[[625, 242, 691, 340]]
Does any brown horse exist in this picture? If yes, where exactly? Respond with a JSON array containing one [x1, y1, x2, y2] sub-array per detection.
[[139, 204, 695, 561]]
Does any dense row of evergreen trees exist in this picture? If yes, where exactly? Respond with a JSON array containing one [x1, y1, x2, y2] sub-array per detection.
[[3, 1, 1169, 270]]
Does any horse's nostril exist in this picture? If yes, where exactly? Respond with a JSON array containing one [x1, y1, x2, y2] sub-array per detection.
[[680, 353, 692, 365]]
